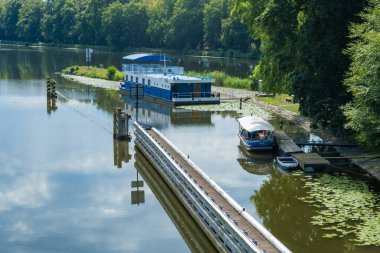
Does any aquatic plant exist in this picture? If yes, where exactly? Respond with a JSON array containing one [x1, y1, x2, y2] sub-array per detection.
[[179, 101, 271, 119], [298, 174, 380, 246]]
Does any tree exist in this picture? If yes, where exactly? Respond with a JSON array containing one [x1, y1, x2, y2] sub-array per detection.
[[165, 0, 204, 49], [102, 1, 148, 50], [0, 0, 22, 40], [291, 0, 364, 131], [235, 0, 365, 134], [146, 0, 175, 47], [203, 0, 227, 49], [16, 0, 44, 42], [343, 0, 380, 148]]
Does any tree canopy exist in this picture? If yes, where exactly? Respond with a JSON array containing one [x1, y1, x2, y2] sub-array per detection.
[[343, 0, 380, 148], [235, 0, 366, 138], [0, 0, 253, 52]]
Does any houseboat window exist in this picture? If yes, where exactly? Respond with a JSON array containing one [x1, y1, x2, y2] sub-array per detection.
[[130, 76, 133, 82], [142, 78, 145, 84], [136, 77, 138, 83], [148, 79, 151, 85], [126, 75, 128, 80]]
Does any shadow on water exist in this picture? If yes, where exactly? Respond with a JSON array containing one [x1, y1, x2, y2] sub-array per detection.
[[134, 147, 218, 253]]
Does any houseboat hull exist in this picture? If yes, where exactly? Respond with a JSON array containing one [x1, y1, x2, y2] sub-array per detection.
[[119, 87, 220, 106], [239, 135, 275, 151]]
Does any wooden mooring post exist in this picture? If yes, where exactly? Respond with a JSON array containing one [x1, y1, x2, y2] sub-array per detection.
[[46, 78, 57, 98], [113, 108, 131, 140]]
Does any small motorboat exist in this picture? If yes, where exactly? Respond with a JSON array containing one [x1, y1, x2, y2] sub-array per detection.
[[276, 156, 299, 170]]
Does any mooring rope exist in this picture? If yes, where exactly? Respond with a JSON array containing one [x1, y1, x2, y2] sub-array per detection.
[[56, 90, 113, 135]]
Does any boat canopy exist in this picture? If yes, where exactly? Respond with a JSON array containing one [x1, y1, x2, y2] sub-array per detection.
[[122, 53, 172, 62], [238, 116, 274, 132]]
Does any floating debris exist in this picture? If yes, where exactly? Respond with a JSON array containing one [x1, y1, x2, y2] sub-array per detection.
[[179, 101, 271, 119], [298, 174, 380, 246]]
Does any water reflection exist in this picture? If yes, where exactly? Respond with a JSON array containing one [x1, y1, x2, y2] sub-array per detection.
[[134, 147, 218, 253], [123, 96, 213, 129], [131, 171, 145, 205], [113, 139, 132, 169], [251, 170, 380, 253], [237, 145, 274, 175], [46, 97, 58, 114]]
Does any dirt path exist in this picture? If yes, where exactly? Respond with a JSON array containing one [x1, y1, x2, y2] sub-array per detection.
[[212, 86, 311, 131]]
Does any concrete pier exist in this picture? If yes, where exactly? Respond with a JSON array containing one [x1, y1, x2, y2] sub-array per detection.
[[135, 122, 291, 253]]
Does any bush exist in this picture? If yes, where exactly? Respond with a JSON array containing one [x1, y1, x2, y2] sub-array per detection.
[[106, 66, 117, 80]]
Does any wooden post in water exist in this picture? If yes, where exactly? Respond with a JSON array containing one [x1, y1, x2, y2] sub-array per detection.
[[46, 78, 51, 97], [46, 78, 57, 98], [113, 108, 131, 140], [240, 97, 242, 109], [51, 79, 57, 98]]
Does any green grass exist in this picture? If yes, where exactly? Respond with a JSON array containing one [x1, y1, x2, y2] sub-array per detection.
[[256, 94, 300, 114], [186, 70, 252, 90], [62, 65, 124, 81]]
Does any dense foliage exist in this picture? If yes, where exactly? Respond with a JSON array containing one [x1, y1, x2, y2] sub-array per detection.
[[234, 0, 366, 137], [0, 0, 253, 52], [343, 0, 380, 148]]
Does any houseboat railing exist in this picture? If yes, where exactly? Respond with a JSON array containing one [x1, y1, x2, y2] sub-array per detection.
[[122, 64, 184, 75], [172, 92, 218, 99]]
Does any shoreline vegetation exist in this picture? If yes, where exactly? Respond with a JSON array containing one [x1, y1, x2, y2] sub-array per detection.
[[61, 65, 300, 115], [0, 40, 258, 60]]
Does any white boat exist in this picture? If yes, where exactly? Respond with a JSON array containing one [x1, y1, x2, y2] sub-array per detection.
[[276, 157, 299, 170], [237, 116, 275, 151]]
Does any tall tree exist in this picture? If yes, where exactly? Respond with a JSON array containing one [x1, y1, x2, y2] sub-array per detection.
[[165, 0, 204, 49], [102, 1, 149, 50], [16, 0, 44, 42], [203, 0, 227, 49], [292, 0, 364, 131], [343, 0, 380, 148], [236, 0, 365, 133], [0, 0, 22, 40], [146, 0, 175, 47]]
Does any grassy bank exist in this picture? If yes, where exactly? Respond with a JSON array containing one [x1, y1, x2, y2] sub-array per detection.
[[186, 70, 252, 90], [62, 65, 124, 81], [256, 94, 300, 114]]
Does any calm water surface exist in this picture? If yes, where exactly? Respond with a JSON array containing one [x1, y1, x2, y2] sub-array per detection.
[[1, 46, 379, 253]]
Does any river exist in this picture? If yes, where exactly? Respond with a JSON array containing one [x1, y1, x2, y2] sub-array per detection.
[[0, 45, 379, 253]]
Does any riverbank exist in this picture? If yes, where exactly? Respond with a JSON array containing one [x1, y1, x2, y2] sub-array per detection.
[[58, 73, 380, 181]]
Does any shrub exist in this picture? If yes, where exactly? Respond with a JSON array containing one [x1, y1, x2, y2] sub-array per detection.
[[106, 66, 117, 80]]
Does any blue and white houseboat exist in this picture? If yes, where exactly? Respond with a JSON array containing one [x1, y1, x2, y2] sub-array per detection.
[[120, 53, 220, 105], [238, 116, 275, 151]]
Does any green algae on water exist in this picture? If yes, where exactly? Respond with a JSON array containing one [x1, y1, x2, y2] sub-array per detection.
[[298, 174, 380, 246], [179, 101, 271, 119]]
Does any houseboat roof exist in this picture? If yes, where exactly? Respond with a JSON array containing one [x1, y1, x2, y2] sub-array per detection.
[[238, 116, 274, 132], [123, 53, 172, 62]]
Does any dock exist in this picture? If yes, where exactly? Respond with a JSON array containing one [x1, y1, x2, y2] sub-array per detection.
[[273, 131, 330, 172], [273, 131, 302, 156], [135, 122, 291, 253], [291, 153, 330, 172]]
